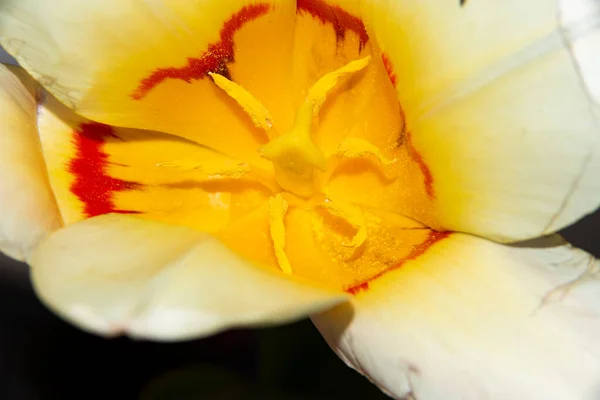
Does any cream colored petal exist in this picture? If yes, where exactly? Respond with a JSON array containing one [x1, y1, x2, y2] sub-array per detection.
[[0, 64, 61, 260], [363, 0, 600, 242], [31, 214, 346, 341], [0, 0, 295, 168], [313, 233, 600, 399]]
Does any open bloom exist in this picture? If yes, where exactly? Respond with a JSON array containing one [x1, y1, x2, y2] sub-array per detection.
[[1, 0, 600, 398]]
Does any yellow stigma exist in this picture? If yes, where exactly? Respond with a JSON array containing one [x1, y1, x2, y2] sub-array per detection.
[[262, 56, 371, 197], [210, 56, 371, 198], [259, 107, 326, 198]]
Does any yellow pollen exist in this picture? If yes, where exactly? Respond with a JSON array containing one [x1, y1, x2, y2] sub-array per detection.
[[320, 137, 398, 186], [268, 193, 292, 274], [209, 72, 274, 135], [156, 158, 281, 192], [156, 159, 250, 179], [322, 198, 367, 249], [337, 137, 394, 165], [303, 56, 372, 117]]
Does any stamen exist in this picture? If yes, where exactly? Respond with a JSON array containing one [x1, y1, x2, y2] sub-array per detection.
[[156, 159, 250, 179], [209, 72, 275, 135], [337, 137, 394, 165], [157, 158, 280, 193], [269, 193, 293, 274], [304, 56, 371, 117], [320, 137, 397, 186], [323, 198, 367, 248]]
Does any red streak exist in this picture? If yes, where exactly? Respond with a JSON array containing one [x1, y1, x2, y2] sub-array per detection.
[[382, 54, 408, 149], [380, 55, 432, 198], [381, 53, 397, 87], [297, 0, 369, 48], [346, 231, 450, 295], [406, 131, 435, 199], [69, 122, 141, 218], [131, 4, 271, 100], [347, 282, 369, 295]]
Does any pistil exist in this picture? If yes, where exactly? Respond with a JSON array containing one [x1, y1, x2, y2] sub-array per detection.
[[261, 56, 371, 197]]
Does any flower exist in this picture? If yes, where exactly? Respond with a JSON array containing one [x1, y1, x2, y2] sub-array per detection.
[[1, 0, 600, 398]]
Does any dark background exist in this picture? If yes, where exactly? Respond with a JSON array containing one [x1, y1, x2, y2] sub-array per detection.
[[0, 210, 599, 400], [0, 251, 386, 400]]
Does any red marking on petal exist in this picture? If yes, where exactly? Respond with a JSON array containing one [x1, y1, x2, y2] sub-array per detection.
[[131, 4, 271, 100], [381, 53, 397, 88], [402, 231, 450, 264], [406, 131, 435, 199], [346, 282, 369, 295], [297, 0, 369, 49], [69, 122, 141, 218], [346, 231, 450, 295]]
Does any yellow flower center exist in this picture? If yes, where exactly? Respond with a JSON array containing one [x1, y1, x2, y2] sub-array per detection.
[[43, 4, 442, 293], [207, 56, 393, 275]]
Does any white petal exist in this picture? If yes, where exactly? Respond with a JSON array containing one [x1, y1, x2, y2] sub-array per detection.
[[31, 214, 346, 341], [313, 233, 600, 399], [0, 64, 61, 260], [548, 0, 600, 233], [363, 0, 600, 241]]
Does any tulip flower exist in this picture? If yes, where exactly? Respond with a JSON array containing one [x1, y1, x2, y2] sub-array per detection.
[[1, 0, 600, 398]]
